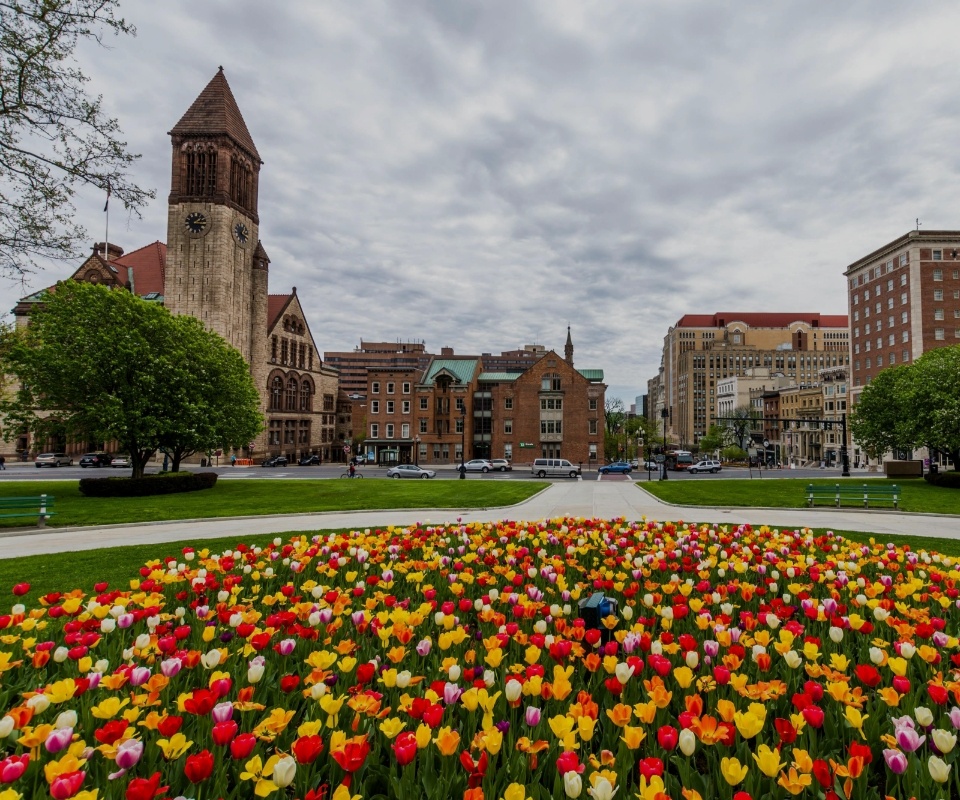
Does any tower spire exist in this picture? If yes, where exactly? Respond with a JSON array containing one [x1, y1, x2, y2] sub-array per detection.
[[564, 325, 574, 367]]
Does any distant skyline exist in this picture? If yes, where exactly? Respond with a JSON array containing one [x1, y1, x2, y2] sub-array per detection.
[[4, 1, 960, 404]]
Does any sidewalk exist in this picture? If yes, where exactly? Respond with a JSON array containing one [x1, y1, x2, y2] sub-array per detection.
[[1, 480, 958, 559]]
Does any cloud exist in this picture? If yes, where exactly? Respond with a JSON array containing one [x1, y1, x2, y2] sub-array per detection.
[[7, 0, 960, 407]]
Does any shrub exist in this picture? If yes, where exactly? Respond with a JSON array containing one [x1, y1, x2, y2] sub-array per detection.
[[923, 469, 960, 488], [78, 471, 218, 497]]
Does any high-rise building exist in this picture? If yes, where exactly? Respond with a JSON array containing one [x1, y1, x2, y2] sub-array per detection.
[[647, 312, 849, 447]]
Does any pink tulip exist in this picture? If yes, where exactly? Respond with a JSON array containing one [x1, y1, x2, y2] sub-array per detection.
[[278, 638, 296, 656], [525, 706, 542, 727], [0, 754, 30, 782], [212, 702, 234, 723], [129, 667, 151, 687], [416, 639, 432, 657], [896, 727, 925, 753], [44, 727, 73, 754], [883, 749, 909, 774], [115, 738, 143, 770], [160, 657, 182, 678]]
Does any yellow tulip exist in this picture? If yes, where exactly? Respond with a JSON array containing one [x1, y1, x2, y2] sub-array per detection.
[[415, 723, 432, 749], [378, 717, 405, 739], [577, 716, 596, 741], [156, 732, 193, 760], [502, 783, 532, 800], [778, 767, 813, 795], [673, 666, 694, 688], [720, 757, 749, 786], [480, 726, 503, 755], [753, 743, 784, 778], [433, 726, 460, 756], [733, 710, 764, 739], [549, 714, 575, 741], [620, 725, 646, 749]]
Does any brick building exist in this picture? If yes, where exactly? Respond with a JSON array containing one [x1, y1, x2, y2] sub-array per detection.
[[355, 331, 606, 466], [647, 312, 849, 448]]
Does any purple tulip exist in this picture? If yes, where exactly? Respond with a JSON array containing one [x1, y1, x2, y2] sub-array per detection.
[[115, 738, 144, 770], [86, 672, 102, 690], [883, 748, 909, 774], [948, 707, 960, 730], [318, 609, 333, 625], [495, 720, 510, 734], [44, 727, 73, 753], [525, 706, 542, 727], [117, 613, 134, 629], [278, 638, 296, 656], [443, 683, 462, 705], [160, 657, 182, 678], [212, 701, 234, 723], [703, 640, 719, 658], [416, 639, 432, 657], [129, 667, 151, 687], [896, 727, 926, 753], [351, 611, 365, 626]]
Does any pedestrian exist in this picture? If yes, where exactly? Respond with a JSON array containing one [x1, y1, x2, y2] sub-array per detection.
[[230, 454, 236, 467], [0, 455, 5, 470]]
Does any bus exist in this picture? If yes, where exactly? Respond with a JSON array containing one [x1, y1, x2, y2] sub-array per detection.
[[664, 450, 694, 471]]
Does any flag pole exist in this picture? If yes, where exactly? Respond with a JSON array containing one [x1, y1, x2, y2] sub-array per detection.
[[103, 181, 111, 262]]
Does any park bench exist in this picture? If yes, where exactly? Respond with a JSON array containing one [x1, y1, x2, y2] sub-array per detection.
[[806, 484, 899, 509], [0, 495, 55, 527]]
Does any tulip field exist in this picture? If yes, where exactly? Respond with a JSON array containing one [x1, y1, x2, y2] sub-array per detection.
[[1, 517, 959, 800]]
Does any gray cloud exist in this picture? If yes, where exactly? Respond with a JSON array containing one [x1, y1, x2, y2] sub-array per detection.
[[8, 0, 960, 405]]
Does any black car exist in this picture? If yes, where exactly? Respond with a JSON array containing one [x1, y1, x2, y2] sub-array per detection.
[[79, 452, 112, 468], [261, 456, 289, 468], [299, 455, 320, 466]]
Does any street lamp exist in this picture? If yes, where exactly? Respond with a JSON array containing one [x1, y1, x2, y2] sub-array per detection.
[[459, 405, 466, 479], [414, 435, 420, 467], [660, 408, 669, 481]]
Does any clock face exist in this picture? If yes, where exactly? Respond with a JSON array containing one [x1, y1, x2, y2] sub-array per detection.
[[233, 222, 250, 246], [184, 211, 208, 236]]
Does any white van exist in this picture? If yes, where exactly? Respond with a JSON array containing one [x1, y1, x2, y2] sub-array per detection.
[[530, 458, 581, 478]]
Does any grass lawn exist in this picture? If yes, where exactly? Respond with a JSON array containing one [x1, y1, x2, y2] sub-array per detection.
[[638, 476, 960, 514], [0, 478, 544, 528], [4, 522, 960, 607]]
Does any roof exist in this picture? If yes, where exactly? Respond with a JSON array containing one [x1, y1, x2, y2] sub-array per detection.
[[844, 230, 960, 275], [675, 312, 848, 329], [113, 241, 166, 296], [169, 68, 260, 161], [423, 359, 479, 384], [478, 372, 519, 382], [267, 293, 294, 329], [577, 369, 604, 381]]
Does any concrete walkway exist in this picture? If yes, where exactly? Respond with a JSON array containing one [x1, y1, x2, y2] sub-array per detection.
[[1, 480, 958, 559]]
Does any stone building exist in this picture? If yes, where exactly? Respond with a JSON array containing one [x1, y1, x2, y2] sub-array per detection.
[[12, 69, 338, 461]]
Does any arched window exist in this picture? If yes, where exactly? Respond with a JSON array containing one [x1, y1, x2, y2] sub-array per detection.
[[286, 378, 298, 411], [270, 377, 283, 410], [300, 381, 312, 411]]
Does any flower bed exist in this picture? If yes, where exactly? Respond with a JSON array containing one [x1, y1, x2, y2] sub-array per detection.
[[0, 518, 959, 800]]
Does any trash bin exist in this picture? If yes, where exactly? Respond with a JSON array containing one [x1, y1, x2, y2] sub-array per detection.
[[931, 463, 939, 475], [200, 458, 207, 467]]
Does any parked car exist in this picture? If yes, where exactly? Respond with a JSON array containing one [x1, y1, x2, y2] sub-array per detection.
[[530, 458, 581, 478], [644, 460, 659, 471], [299, 455, 321, 466], [110, 455, 130, 469], [79, 452, 112, 468], [688, 459, 722, 474], [599, 461, 633, 475], [489, 459, 512, 472], [463, 459, 494, 473], [629, 459, 639, 468], [35, 452, 73, 468], [386, 464, 436, 479], [261, 456, 288, 468]]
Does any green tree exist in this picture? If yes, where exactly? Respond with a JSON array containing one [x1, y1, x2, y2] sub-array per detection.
[[721, 405, 759, 450], [903, 346, 960, 469], [156, 315, 263, 472], [0, 281, 262, 478], [0, 0, 153, 275], [698, 424, 730, 455], [848, 365, 915, 465]]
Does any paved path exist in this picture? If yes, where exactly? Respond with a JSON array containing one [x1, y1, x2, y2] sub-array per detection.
[[1, 480, 958, 559]]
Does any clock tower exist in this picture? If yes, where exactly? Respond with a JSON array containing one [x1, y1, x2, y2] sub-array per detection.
[[163, 68, 268, 367]]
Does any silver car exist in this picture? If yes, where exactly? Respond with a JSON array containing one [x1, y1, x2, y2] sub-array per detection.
[[463, 459, 494, 473], [489, 459, 512, 472], [386, 464, 436, 479], [35, 452, 73, 468]]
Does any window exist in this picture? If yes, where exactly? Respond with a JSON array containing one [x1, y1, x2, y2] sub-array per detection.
[[935, 309, 945, 320], [865, 341, 871, 351], [504, 397, 513, 410], [862, 291, 869, 302], [370, 423, 379, 438], [864, 324, 870, 335], [887, 279, 894, 291], [933, 250, 943, 260], [419, 419, 427, 434], [504, 419, 513, 434], [887, 260, 894, 272], [854, 327, 859, 338], [589, 398, 598, 411], [935, 289, 944, 301], [955, 270, 959, 279], [955, 290, 960, 300], [402, 400, 410, 413], [935, 328, 945, 341], [455, 397, 464, 412], [402, 382, 411, 394], [876, 302, 881, 314], [286, 378, 297, 411], [540, 420, 562, 434], [902, 330, 909, 342], [888, 334, 895, 346], [853, 294, 859, 305], [903, 350, 910, 362], [887, 298, 894, 310], [955, 309, 960, 318], [300, 382, 312, 411], [541, 374, 561, 391], [589, 443, 597, 460], [865, 358, 871, 369], [540, 398, 563, 410], [386, 424, 394, 438], [504, 444, 512, 460], [589, 420, 598, 434], [386, 400, 395, 413], [387, 382, 395, 394], [854, 344, 859, 354], [455, 417, 463, 434], [401, 423, 410, 439], [420, 397, 428, 410], [371, 400, 380, 414], [901, 274, 907, 286], [901, 292, 908, 305], [900, 254, 907, 266], [876, 355, 883, 367], [853, 311, 859, 322], [371, 382, 380, 394], [888, 315, 894, 327], [889, 353, 896, 364]]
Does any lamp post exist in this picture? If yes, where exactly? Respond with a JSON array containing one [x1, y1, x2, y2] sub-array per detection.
[[660, 408, 669, 481], [414, 436, 420, 467], [459, 406, 466, 479]]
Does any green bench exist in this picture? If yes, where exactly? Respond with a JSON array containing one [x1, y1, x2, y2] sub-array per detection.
[[0, 495, 55, 527], [806, 484, 899, 509]]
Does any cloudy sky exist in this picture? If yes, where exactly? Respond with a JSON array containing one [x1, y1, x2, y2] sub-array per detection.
[[6, 0, 960, 404]]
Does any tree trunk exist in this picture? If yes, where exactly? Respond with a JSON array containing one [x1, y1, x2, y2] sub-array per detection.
[[171, 452, 183, 472]]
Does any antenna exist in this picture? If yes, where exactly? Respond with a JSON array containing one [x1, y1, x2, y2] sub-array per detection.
[[916, 217, 922, 232]]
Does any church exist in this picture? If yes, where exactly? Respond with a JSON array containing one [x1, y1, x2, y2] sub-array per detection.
[[13, 69, 340, 462]]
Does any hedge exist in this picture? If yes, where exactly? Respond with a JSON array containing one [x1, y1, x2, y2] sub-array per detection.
[[78, 471, 218, 497], [924, 469, 960, 489]]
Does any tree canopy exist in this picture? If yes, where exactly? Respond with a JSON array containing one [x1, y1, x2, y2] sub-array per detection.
[[0, 281, 263, 477], [0, 0, 153, 276], [849, 346, 960, 469]]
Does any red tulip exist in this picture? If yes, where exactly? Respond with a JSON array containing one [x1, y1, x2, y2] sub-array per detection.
[[292, 734, 324, 765], [356, 663, 376, 684], [211, 720, 239, 746], [801, 706, 824, 729], [928, 683, 949, 705], [184, 750, 214, 783], [332, 737, 371, 774], [393, 732, 418, 766], [812, 759, 833, 788], [422, 703, 444, 728], [280, 674, 300, 693], [774, 718, 797, 744], [892, 676, 911, 695], [459, 750, 488, 788], [183, 689, 217, 716], [125, 772, 168, 800], [556, 751, 585, 775], [11, 583, 29, 596], [94, 719, 129, 745], [639, 757, 664, 778], [657, 725, 678, 750], [230, 733, 257, 760], [157, 715, 183, 737]]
